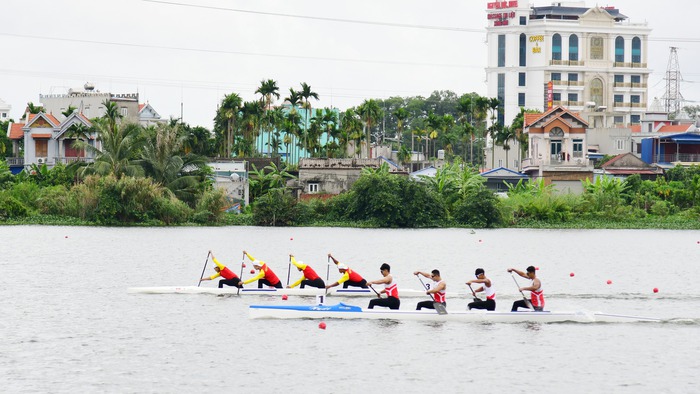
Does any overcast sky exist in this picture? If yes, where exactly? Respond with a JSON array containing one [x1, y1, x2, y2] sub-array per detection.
[[2, 0, 699, 128]]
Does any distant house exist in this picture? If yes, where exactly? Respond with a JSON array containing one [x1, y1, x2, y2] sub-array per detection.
[[521, 106, 594, 193], [296, 157, 404, 197], [409, 166, 437, 180], [641, 132, 700, 167], [6, 111, 96, 173], [0, 97, 10, 120], [138, 102, 165, 127], [596, 153, 663, 181], [480, 167, 528, 193]]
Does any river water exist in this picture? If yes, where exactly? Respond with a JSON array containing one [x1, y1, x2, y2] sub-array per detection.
[[1, 226, 698, 393]]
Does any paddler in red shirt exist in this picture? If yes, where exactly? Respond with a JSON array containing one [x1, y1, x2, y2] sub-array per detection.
[[287, 254, 325, 289], [326, 253, 368, 289], [241, 251, 283, 289], [199, 250, 243, 288]]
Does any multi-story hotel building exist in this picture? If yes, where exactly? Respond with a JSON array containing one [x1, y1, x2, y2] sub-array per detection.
[[485, 1, 651, 170]]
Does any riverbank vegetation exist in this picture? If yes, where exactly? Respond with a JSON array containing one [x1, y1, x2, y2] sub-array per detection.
[[3, 80, 700, 229]]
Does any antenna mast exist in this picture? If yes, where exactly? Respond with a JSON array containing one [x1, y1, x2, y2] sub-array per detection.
[[662, 47, 684, 116]]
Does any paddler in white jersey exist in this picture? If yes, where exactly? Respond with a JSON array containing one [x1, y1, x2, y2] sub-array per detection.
[[508, 265, 545, 311], [366, 263, 400, 310], [466, 268, 496, 311]]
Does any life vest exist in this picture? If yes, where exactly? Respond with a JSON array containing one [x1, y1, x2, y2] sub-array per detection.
[[384, 278, 399, 299], [302, 265, 319, 281], [433, 280, 446, 303], [482, 280, 496, 300], [220, 266, 238, 280], [530, 280, 544, 308], [261, 264, 281, 285]]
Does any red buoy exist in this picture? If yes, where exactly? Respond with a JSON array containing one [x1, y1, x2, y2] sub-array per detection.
[[606, 280, 612, 285], [319, 321, 327, 330], [290, 237, 294, 241], [569, 272, 575, 277], [653, 288, 659, 293], [242, 263, 246, 268], [250, 269, 255, 274], [282, 294, 288, 300], [535, 267, 540, 270]]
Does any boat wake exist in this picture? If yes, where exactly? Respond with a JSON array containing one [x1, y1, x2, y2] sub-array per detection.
[[550, 293, 700, 301]]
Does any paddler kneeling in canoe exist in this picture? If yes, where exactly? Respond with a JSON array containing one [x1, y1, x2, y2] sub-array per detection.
[[366, 263, 400, 310], [325, 254, 368, 290], [199, 250, 243, 288], [241, 251, 283, 289], [287, 254, 325, 289]]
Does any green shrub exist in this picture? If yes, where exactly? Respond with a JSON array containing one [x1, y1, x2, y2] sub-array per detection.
[[36, 185, 71, 215], [453, 188, 502, 228], [252, 189, 297, 226], [0, 194, 29, 219]]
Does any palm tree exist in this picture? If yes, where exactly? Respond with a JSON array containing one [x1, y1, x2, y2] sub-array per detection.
[[138, 122, 209, 206], [341, 108, 363, 158], [486, 97, 501, 169], [299, 82, 319, 158], [74, 118, 145, 178], [214, 93, 242, 158], [283, 107, 302, 163], [357, 99, 383, 158], [62, 106, 77, 118], [320, 108, 338, 157], [256, 79, 280, 156], [495, 126, 517, 169], [393, 107, 409, 151], [239, 101, 262, 156]]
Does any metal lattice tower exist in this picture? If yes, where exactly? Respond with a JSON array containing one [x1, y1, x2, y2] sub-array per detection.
[[662, 47, 684, 115]]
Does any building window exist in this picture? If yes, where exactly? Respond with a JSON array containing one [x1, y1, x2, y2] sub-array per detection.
[[631, 95, 641, 104], [120, 107, 128, 117], [520, 16, 526, 25], [614, 116, 624, 125], [308, 183, 319, 193], [552, 93, 561, 102], [551, 73, 561, 81], [518, 72, 526, 86], [573, 139, 583, 157], [519, 34, 527, 67], [632, 37, 642, 64], [614, 95, 624, 103], [590, 36, 604, 60], [615, 36, 625, 63], [590, 78, 604, 106], [568, 73, 578, 82], [498, 159, 503, 167], [631, 75, 641, 84], [518, 93, 525, 107], [631, 115, 641, 124], [35, 140, 48, 157], [616, 139, 624, 150], [569, 34, 579, 61], [552, 34, 562, 61], [497, 74, 505, 125], [568, 93, 578, 103], [614, 74, 624, 84], [1, 112, 6, 118], [498, 35, 506, 67]]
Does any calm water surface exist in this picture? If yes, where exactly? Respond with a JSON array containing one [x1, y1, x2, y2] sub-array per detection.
[[1, 226, 699, 393]]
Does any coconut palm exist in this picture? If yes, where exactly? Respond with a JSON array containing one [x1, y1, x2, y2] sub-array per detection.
[[299, 82, 319, 158], [239, 101, 262, 156], [256, 79, 280, 155], [357, 99, 383, 158], [61, 106, 77, 118], [214, 93, 242, 158], [137, 122, 209, 205], [341, 108, 363, 158], [74, 118, 145, 179], [393, 107, 409, 151]]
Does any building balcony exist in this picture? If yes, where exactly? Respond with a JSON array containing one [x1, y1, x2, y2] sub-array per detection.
[[614, 62, 647, 68], [656, 153, 700, 164], [54, 156, 94, 164], [521, 155, 592, 173], [613, 102, 631, 108], [614, 82, 631, 88], [5, 157, 24, 166], [548, 60, 585, 66]]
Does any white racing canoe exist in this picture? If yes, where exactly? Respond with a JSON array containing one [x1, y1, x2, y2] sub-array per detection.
[[126, 286, 454, 298], [248, 302, 662, 323]]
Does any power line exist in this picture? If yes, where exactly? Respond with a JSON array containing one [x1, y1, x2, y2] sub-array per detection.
[[143, 0, 700, 44], [0, 32, 478, 70], [141, 0, 482, 33]]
